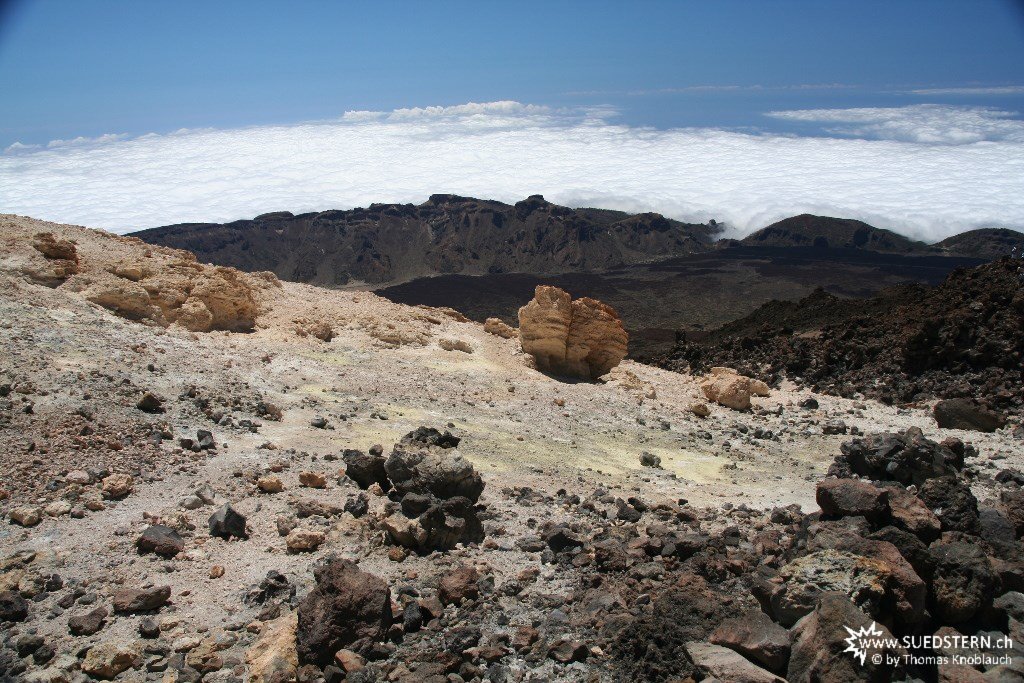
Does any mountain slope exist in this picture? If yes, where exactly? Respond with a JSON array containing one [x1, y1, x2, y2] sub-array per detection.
[[739, 214, 934, 253], [934, 227, 1024, 259], [132, 194, 718, 286], [656, 258, 1024, 413]]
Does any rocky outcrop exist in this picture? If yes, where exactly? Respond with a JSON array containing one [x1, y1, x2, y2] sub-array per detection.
[[63, 260, 261, 332], [657, 258, 1024, 417], [295, 557, 391, 667], [28, 232, 80, 284], [829, 428, 967, 487], [700, 367, 769, 411], [517, 285, 628, 380], [381, 428, 486, 553]]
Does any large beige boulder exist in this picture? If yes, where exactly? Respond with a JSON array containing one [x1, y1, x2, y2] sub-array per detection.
[[700, 367, 769, 411], [517, 286, 628, 380]]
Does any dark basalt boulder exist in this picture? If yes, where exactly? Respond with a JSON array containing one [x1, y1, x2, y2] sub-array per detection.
[[927, 541, 1001, 625], [379, 428, 487, 553], [0, 591, 28, 623], [816, 478, 889, 523], [831, 429, 964, 487], [788, 593, 906, 683], [933, 398, 1007, 433], [342, 448, 390, 491], [384, 443, 482, 502], [112, 586, 170, 614], [918, 476, 981, 535], [208, 503, 248, 539], [296, 558, 391, 667], [136, 524, 185, 557]]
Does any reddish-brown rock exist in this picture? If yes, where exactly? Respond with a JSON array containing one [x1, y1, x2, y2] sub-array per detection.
[[296, 558, 391, 666]]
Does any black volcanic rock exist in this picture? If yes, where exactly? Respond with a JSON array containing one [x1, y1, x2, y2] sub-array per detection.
[[740, 214, 934, 253], [132, 195, 718, 286], [656, 258, 1024, 415]]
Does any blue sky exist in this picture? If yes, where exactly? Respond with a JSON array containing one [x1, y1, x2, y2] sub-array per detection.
[[1, 1, 1023, 238], [2, 0, 1023, 145]]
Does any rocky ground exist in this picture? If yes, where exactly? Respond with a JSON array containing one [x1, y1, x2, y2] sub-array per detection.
[[657, 258, 1024, 417], [1, 214, 1024, 682]]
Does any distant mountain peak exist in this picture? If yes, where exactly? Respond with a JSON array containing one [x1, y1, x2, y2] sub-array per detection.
[[739, 214, 933, 253]]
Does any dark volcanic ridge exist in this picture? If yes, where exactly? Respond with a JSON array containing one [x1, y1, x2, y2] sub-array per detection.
[[132, 197, 1024, 292], [655, 258, 1024, 415], [132, 194, 719, 287]]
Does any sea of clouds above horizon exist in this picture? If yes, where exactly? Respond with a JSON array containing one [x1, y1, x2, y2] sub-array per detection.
[[1, 101, 1022, 240]]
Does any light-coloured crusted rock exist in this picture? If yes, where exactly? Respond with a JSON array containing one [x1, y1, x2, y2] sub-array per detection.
[[484, 317, 517, 339], [49, 241, 259, 332], [293, 317, 334, 341], [247, 613, 298, 683], [701, 367, 770, 411], [517, 285, 628, 380]]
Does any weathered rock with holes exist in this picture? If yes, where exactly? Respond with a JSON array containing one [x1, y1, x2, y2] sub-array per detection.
[[8, 506, 42, 527], [927, 541, 1000, 624], [247, 613, 298, 683], [770, 545, 925, 627], [101, 474, 134, 500], [483, 317, 517, 339], [81, 641, 138, 680], [286, 528, 325, 553]]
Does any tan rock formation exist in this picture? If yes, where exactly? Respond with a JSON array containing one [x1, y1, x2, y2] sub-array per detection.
[[60, 255, 259, 332], [438, 338, 473, 353], [517, 286, 628, 380], [247, 613, 298, 683], [484, 317, 517, 339], [293, 317, 335, 341], [25, 232, 80, 284], [700, 367, 770, 411]]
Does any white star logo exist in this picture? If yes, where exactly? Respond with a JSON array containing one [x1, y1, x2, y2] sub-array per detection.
[[843, 621, 884, 665]]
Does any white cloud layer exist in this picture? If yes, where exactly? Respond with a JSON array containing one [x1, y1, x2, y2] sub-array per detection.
[[767, 104, 1024, 144], [1, 101, 1022, 241]]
